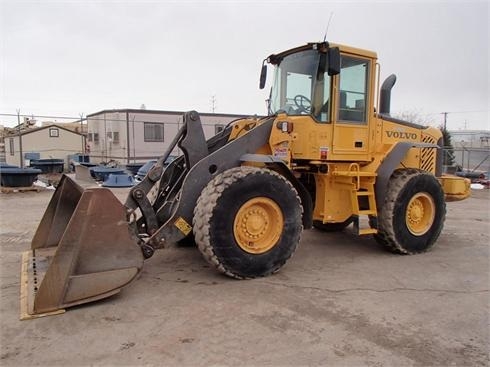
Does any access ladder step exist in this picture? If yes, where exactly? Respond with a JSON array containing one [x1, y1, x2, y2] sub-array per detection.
[[357, 228, 378, 235], [358, 210, 377, 215], [356, 191, 375, 196], [352, 216, 378, 236]]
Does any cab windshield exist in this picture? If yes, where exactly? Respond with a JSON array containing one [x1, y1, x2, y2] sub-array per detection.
[[269, 50, 331, 122]]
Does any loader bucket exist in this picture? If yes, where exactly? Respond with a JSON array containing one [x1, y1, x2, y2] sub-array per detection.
[[20, 175, 144, 320]]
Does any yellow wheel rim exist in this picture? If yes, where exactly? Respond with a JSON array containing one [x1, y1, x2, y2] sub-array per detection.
[[234, 197, 284, 254], [405, 192, 435, 236]]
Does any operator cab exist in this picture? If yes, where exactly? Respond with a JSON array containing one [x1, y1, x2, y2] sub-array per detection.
[[260, 42, 377, 160], [261, 42, 372, 126]]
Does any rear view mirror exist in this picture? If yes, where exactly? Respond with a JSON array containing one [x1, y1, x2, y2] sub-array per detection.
[[259, 63, 267, 89], [327, 47, 340, 76]]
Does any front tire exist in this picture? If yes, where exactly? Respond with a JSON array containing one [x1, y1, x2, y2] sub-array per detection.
[[374, 169, 446, 254], [193, 166, 303, 279]]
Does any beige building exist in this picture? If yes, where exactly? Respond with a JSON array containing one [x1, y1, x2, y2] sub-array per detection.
[[0, 125, 6, 162], [41, 120, 87, 134], [5, 124, 86, 169], [86, 109, 250, 164]]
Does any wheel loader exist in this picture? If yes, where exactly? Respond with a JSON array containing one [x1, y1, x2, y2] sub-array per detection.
[[20, 41, 471, 319]]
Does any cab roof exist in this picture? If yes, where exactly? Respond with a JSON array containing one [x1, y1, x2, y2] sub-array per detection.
[[267, 42, 377, 64]]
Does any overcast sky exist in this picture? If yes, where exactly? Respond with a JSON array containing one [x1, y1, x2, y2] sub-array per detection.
[[1, 0, 488, 130]]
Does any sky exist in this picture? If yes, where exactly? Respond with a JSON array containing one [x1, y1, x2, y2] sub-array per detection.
[[0, 0, 488, 130]]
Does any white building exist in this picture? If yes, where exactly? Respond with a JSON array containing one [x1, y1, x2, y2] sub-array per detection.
[[449, 130, 490, 148], [86, 109, 251, 164]]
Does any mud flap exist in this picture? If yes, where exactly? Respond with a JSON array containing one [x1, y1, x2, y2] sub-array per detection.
[[20, 175, 144, 320]]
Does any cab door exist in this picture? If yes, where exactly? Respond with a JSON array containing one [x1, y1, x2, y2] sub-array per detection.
[[330, 55, 372, 161]]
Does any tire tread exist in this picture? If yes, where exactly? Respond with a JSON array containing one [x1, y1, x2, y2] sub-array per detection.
[[375, 169, 446, 254], [193, 166, 302, 279]]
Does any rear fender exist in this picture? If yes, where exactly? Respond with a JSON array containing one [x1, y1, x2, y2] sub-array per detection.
[[375, 141, 439, 210]]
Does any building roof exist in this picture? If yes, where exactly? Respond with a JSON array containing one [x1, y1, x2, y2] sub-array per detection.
[[86, 108, 255, 119], [6, 124, 85, 137], [448, 130, 489, 134]]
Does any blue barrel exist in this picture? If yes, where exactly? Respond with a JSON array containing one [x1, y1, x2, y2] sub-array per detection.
[[89, 166, 125, 181], [0, 167, 42, 187], [135, 160, 157, 182], [30, 159, 64, 173], [102, 173, 135, 188], [125, 163, 145, 176], [0, 162, 19, 168]]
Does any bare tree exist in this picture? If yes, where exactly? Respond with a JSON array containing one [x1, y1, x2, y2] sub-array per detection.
[[394, 110, 455, 167]]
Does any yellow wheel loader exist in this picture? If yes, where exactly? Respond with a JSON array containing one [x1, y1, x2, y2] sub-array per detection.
[[20, 41, 471, 319]]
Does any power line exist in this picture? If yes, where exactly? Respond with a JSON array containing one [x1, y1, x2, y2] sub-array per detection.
[[0, 112, 228, 128], [439, 110, 489, 114], [0, 112, 82, 120], [440, 110, 489, 131]]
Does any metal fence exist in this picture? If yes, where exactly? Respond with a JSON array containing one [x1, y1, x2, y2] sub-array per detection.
[[443, 147, 490, 174]]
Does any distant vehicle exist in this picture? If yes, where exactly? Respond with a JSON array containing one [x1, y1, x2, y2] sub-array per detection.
[[134, 156, 177, 182], [134, 160, 156, 182]]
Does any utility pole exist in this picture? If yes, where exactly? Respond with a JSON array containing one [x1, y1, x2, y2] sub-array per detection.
[[442, 111, 448, 131], [211, 95, 217, 113], [16, 109, 24, 168], [80, 113, 85, 155]]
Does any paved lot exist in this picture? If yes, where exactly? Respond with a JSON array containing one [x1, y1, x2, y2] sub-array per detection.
[[0, 185, 489, 366]]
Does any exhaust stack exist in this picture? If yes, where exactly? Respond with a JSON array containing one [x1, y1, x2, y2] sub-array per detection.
[[379, 74, 397, 115]]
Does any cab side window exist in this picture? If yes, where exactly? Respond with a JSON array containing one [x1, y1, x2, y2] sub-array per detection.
[[338, 56, 369, 123]]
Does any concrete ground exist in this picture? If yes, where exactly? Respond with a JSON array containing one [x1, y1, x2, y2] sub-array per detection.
[[0, 184, 488, 366]]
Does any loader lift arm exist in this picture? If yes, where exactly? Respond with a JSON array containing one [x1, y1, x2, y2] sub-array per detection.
[[124, 111, 212, 257], [124, 111, 278, 258]]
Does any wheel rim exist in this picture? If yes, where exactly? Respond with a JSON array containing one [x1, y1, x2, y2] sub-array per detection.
[[405, 192, 436, 236], [234, 197, 284, 254]]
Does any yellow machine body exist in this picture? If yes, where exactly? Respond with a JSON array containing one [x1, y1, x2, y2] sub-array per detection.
[[237, 42, 470, 228]]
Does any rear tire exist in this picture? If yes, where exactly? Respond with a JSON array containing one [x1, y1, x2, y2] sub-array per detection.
[[374, 169, 446, 254], [193, 166, 303, 279]]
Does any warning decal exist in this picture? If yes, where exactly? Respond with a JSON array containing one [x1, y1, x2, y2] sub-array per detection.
[[174, 217, 192, 236]]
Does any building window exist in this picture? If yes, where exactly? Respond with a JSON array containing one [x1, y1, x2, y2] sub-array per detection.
[[87, 132, 99, 143], [144, 122, 164, 142], [107, 131, 120, 144], [215, 124, 225, 134], [49, 128, 59, 137], [9, 138, 14, 155]]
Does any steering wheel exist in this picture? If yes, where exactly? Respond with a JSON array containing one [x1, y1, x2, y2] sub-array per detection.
[[293, 94, 312, 113]]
